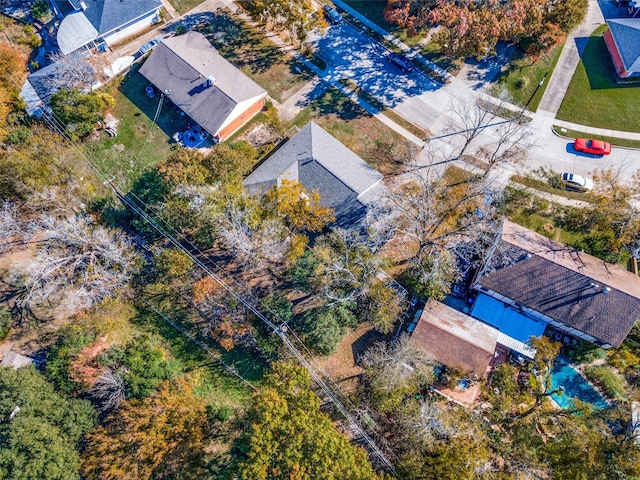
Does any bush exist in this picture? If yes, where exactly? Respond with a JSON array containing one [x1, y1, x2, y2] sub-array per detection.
[[0, 308, 11, 341], [567, 340, 606, 363], [32, 0, 50, 19], [583, 365, 627, 400], [45, 324, 97, 393]]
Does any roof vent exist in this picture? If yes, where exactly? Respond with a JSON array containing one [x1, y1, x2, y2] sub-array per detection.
[[206, 75, 215, 87], [602, 286, 611, 294], [80, 1, 87, 9], [164, 89, 171, 95], [590, 282, 599, 290], [525, 253, 531, 260]]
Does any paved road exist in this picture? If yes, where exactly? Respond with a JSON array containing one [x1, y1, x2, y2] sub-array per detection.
[[310, 3, 640, 181]]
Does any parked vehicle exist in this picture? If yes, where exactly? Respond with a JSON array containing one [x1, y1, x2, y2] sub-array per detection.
[[323, 4, 342, 24], [138, 38, 162, 55], [387, 52, 414, 72], [573, 138, 611, 155], [562, 172, 594, 192]]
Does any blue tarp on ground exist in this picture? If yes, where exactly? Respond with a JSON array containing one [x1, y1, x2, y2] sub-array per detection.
[[471, 294, 547, 344]]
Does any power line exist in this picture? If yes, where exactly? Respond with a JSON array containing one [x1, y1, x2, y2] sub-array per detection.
[[34, 100, 396, 474]]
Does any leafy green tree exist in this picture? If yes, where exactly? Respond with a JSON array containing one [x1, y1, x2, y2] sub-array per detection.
[[49, 89, 115, 140], [46, 323, 97, 394], [297, 304, 357, 356], [98, 334, 182, 399], [154, 248, 194, 281], [0, 307, 10, 341], [241, 0, 324, 45], [81, 377, 209, 479], [237, 361, 388, 480], [0, 366, 97, 480]]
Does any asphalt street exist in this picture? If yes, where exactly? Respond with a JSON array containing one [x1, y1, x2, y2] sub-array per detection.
[[310, 13, 640, 183]]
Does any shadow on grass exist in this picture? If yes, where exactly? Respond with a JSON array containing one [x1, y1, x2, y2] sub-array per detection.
[[120, 70, 189, 138], [578, 35, 638, 91], [188, 11, 285, 74], [310, 87, 369, 122]]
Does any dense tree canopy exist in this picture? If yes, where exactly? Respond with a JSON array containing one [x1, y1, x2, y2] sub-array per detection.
[[237, 361, 389, 480], [81, 377, 209, 479], [49, 89, 115, 140], [384, 0, 587, 58], [0, 366, 97, 480]]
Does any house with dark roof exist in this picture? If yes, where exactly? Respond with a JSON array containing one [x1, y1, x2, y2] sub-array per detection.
[[54, 0, 162, 55], [603, 18, 640, 79], [139, 31, 267, 142], [410, 300, 499, 378], [471, 220, 640, 350], [243, 122, 384, 228]]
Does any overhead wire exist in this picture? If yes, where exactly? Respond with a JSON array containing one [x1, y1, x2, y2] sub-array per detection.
[[23, 78, 396, 473]]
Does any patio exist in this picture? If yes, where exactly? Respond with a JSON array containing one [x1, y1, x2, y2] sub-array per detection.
[[172, 124, 214, 149]]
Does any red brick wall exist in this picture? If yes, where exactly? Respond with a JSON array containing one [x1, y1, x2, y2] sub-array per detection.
[[216, 96, 265, 141], [603, 29, 629, 78]]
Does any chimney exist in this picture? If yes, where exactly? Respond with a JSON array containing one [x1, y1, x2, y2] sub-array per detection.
[[602, 286, 611, 294], [206, 75, 215, 87]]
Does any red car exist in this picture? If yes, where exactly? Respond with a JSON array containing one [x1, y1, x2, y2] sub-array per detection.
[[574, 138, 611, 155]]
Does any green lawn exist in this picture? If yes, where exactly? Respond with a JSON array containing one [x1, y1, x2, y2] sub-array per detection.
[[557, 26, 640, 132], [166, 0, 205, 15], [342, 1, 395, 31], [197, 11, 314, 102], [289, 87, 417, 175], [86, 69, 186, 189], [492, 43, 563, 111]]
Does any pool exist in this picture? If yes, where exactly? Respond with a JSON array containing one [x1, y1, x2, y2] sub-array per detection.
[[550, 360, 608, 410]]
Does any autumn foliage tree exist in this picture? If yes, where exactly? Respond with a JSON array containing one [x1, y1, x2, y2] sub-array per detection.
[[384, 0, 585, 58], [81, 377, 209, 480], [261, 179, 335, 233]]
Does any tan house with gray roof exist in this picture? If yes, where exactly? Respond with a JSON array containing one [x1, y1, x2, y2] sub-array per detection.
[[139, 31, 267, 142]]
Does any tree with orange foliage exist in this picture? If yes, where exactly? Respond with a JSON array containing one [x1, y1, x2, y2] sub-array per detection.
[[81, 377, 209, 479], [261, 179, 335, 233]]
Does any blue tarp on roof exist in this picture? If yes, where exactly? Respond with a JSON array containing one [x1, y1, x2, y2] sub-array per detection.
[[471, 294, 547, 344]]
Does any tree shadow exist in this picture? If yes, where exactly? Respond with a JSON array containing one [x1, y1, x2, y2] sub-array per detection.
[[119, 70, 189, 138], [310, 87, 369, 121], [177, 11, 285, 74], [350, 327, 387, 365]]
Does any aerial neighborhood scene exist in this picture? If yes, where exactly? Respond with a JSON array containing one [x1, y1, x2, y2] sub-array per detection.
[[3, 0, 640, 477]]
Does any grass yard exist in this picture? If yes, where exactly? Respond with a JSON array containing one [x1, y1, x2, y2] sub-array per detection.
[[86, 69, 186, 189], [289, 87, 418, 175], [557, 26, 640, 132], [492, 43, 563, 111], [196, 11, 314, 102], [342, 0, 395, 31], [166, 0, 205, 15]]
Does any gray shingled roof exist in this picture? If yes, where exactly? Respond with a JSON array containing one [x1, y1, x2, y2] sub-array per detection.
[[70, 0, 161, 35], [608, 19, 640, 74], [474, 220, 640, 347], [243, 122, 383, 228], [139, 32, 266, 137]]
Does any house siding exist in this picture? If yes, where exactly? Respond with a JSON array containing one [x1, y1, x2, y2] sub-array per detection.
[[215, 96, 265, 141], [102, 10, 159, 46], [604, 29, 630, 78]]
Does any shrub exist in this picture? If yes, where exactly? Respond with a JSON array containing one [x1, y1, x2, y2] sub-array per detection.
[[0, 308, 11, 341], [583, 365, 626, 400], [32, 0, 50, 19]]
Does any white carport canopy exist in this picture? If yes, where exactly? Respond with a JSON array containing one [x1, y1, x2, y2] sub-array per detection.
[[57, 11, 98, 55]]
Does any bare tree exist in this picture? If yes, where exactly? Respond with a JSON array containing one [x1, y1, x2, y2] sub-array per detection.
[[476, 117, 534, 177], [90, 369, 127, 412], [7, 213, 136, 318], [368, 163, 502, 298], [0, 201, 23, 254], [444, 96, 532, 175], [45, 51, 98, 91]]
